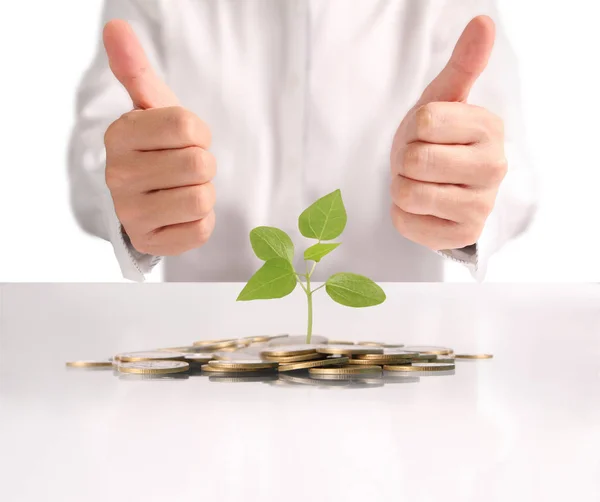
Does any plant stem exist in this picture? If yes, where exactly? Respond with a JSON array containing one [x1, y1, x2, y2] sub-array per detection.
[[306, 271, 313, 344], [311, 283, 325, 294]]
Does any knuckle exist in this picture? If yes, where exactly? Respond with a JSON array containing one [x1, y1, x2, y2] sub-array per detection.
[[487, 157, 508, 183], [170, 107, 197, 141], [189, 217, 214, 246], [472, 193, 495, 217], [402, 143, 428, 177], [456, 223, 481, 247], [104, 119, 125, 150], [184, 148, 216, 181], [189, 183, 216, 216], [414, 103, 436, 139], [129, 233, 153, 255]]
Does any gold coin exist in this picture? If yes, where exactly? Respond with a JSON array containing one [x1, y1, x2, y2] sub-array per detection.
[[209, 375, 279, 383], [309, 365, 382, 375], [346, 358, 384, 366], [200, 364, 271, 375], [66, 360, 112, 368], [184, 353, 214, 364], [383, 362, 455, 372], [208, 360, 278, 371], [354, 351, 416, 361], [212, 351, 263, 361], [402, 346, 453, 356], [455, 354, 493, 360], [116, 351, 187, 362], [278, 356, 350, 372], [155, 346, 201, 353], [118, 361, 190, 375], [356, 342, 405, 348], [192, 339, 238, 349], [404, 353, 438, 361], [435, 357, 456, 363], [261, 345, 321, 357], [277, 374, 349, 387], [327, 340, 355, 345], [263, 352, 324, 363], [317, 345, 384, 356]]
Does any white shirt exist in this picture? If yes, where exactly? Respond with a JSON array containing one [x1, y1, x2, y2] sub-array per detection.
[[68, 0, 536, 282]]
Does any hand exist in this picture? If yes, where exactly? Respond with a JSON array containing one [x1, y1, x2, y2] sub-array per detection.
[[390, 16, 507, 251], [103, 20, 216, 256]]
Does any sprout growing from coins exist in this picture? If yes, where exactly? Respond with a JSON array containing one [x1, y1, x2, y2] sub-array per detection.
[[236, 189, 386, 343]]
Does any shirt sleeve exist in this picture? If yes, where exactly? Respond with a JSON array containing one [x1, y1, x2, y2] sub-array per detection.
[[428, 0, 538, 281], [67, 0, 166, 281]]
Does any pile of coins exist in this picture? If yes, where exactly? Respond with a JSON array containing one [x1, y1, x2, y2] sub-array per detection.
[[66, 335, 493, 388]]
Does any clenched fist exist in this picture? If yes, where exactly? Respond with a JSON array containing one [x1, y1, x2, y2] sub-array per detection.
[[391, 16, 507, 251], [103, 20, 216, 256]]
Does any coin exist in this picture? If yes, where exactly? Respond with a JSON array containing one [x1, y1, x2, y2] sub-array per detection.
[[278, 374, 351, 387], [327, 340, 355, 345], [65, 360, 112, 368], [200, 364, 272, 375], [354, 351, 416, 361], [404, 353, 438, 361], [383, 362, 455, 372], [261, 345, 322, 357], [118, 361, 190, 375], [155, 346, 202, 353], [184, 353, 215, 364], [262, 352, 325, 363], [267, 335, 328, 346], [347, 357, 410, 366], [209, 375, 279, 383], [309, 365, 382, 375], [357, 342, 405, 348], [192, 339, 238, 349], [116, 351, 187, 362], [212, 350, 264, 361], [278, 356, 350, 372], [455, 354, 493, 360], [208, 360, 278, 370], [402, 346, 453, 356], [317, 345, 384, 356]]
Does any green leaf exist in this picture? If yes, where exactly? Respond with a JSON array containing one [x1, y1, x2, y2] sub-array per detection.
[[298, 189, 347, 241], [303, 242, 341, 262], [325, 273, 386, 308], [236, 258, 297, 301], [250, 226, 294, 263]]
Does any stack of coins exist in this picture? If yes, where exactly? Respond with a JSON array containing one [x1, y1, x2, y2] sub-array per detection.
[[66, 336, 492, 387]]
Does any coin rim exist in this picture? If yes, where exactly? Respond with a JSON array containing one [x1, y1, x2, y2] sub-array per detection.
[[383, 363, 455, 372], [309, 365, 383, 375], [278, 356, 350, 372], [118, 361, 190, 374]]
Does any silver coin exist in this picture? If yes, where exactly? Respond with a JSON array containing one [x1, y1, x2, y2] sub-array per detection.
[[116, 351, 187, 362], [317, 345, 384, 355], [118, 360, 190, 374]]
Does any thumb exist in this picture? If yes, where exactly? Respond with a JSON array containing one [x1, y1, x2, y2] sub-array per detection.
[[103, 19, 179, 109], [417, 15, 496, 106]]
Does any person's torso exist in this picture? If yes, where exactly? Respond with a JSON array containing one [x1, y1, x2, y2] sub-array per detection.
[[159, 0, 446, 281]]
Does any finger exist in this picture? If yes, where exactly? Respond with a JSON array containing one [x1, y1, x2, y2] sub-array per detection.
[[403, 102, 501, 145], [103, 19, 179, 109], [133, 211, 216, 256], [417, 16, 496, 105], [141, 183, 216, 232], [390, 204, 476, 251], [105, 107, 211, 152], [392, 142, 507, 186], [391, 175, 493, 223], [117, 148, 216, 193]]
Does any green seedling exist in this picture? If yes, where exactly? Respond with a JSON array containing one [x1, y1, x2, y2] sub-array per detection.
[[236, 189, 386, 343]]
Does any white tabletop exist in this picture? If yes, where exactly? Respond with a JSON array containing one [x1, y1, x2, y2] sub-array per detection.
[[1, 283, 599, 502]]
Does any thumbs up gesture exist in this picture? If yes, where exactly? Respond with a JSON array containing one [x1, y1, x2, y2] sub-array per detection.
[[390, 16, 507, 251], [103, 20, 216, 256]]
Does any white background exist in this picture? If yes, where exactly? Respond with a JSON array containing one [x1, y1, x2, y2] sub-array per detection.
[[0, 1, 598, 282]]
